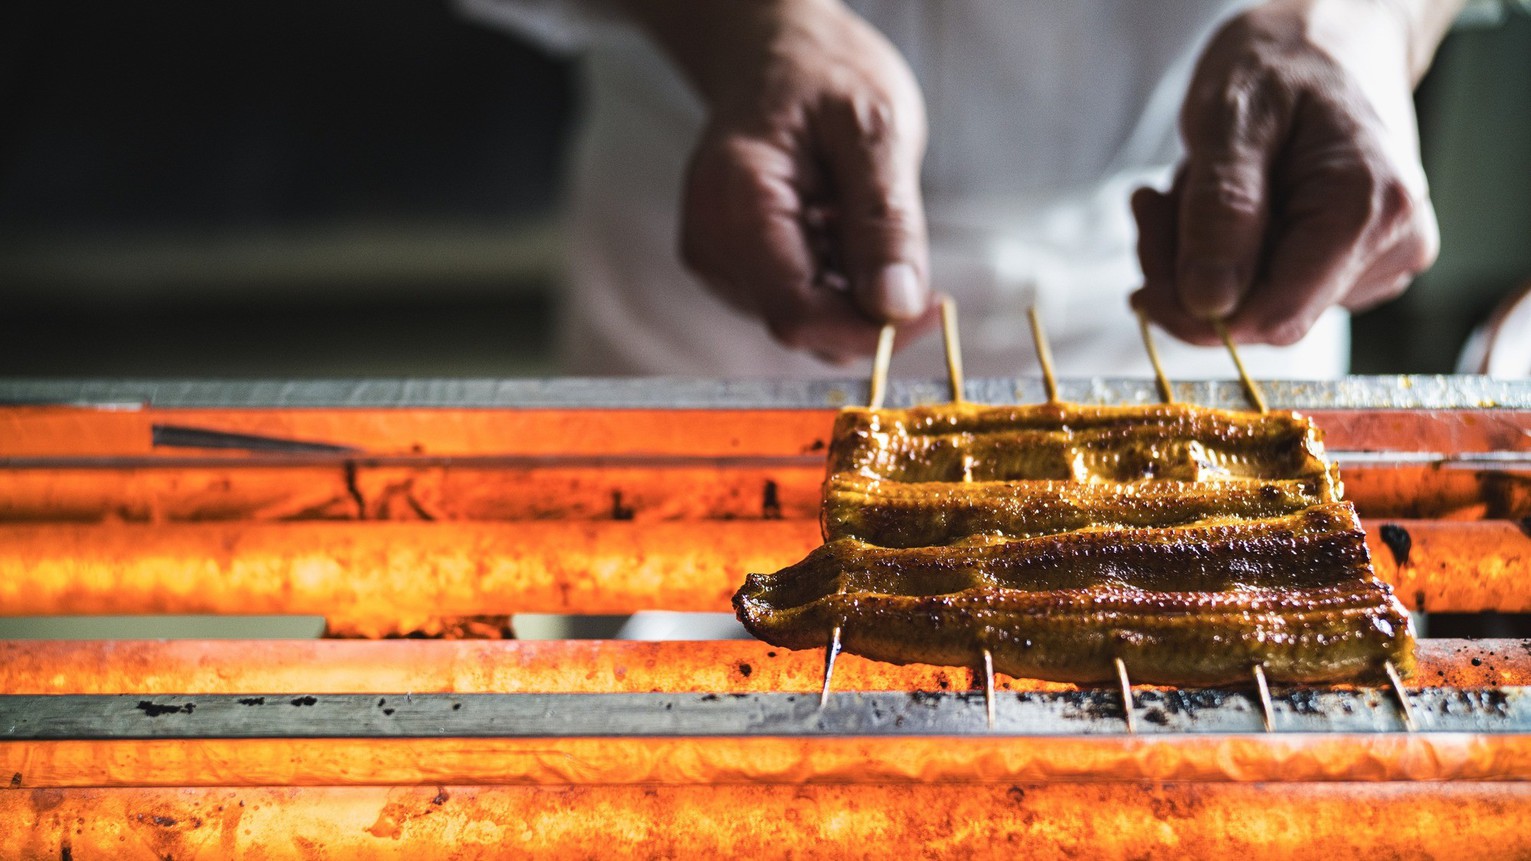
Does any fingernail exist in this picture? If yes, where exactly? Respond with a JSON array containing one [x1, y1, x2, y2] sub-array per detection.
[[1179, 262, 1244, 319], [874, 263, 925, 320]]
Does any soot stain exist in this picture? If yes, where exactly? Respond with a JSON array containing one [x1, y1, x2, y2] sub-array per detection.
[[237, 697, 265, 706], [290, 696, 318, 707], [738, 663, 753, 678], [1378, 523, 1412, 566], [136, 701, 195, 717], [1286, 689, 1323, 716], [761, 480, 782, 519], [610, 490, 635, 521]]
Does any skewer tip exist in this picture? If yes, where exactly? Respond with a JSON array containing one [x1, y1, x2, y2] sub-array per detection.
[[819, 625, 844, 709], [982, 648, 996, 729], [1252, 663, 1275, 733], [1113, 657, 1137, 735], [1383, 659, 1417, 732]]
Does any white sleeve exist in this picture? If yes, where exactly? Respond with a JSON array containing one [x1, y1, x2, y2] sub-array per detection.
[[453, 0, 621, 53]]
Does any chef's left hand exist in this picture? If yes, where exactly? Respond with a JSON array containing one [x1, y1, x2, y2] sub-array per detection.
[[1132, 0, 1451, 346]]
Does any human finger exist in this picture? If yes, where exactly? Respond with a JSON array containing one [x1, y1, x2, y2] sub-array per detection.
[[819, 91, 931, 325]]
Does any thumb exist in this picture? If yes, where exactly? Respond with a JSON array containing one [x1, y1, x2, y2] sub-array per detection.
[[1176, 109, 1273, 320], [821, 97, 931, 323]]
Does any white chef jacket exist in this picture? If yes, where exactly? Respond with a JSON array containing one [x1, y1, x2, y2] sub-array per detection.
[[461, 0, 1349, 380]]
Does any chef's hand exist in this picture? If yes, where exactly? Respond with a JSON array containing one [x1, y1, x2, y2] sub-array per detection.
[[1133, 0, 1457, 346], [624, 0, 938, 363]]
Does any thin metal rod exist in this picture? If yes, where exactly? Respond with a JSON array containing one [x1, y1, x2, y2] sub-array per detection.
[[1213, 320, 1267, 414], [1384, 659, 1417, 732], [819, 626, 844, 709], [940, 297, 965, 403], [867, 324, 895, 410], [1135, 308, 1175, 405], [1252, 663, 1276, 733], [1113, 657, 1136, 734], [982, 649, 996, 729], [1027, 306, 1060, 404]]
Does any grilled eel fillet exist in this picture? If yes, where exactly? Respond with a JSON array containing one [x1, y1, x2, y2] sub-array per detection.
[[735, 401, 1415, 685], [736, 502, 1414, 685], [823, 475, 1338, 547], [829, 401, 1333, 483]]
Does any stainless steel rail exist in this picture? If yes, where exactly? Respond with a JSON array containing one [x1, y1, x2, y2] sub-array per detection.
[[2, 688, 1526, 738]]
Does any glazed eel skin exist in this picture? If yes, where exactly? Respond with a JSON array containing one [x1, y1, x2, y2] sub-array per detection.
[[737, 502, 1414, 685], [828, 401, 1334, 483], [735, 402, 1415, 685], [823, 474, 1340, 547]]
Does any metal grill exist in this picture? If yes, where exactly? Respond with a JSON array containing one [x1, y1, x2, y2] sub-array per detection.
[[2, 376, 1529, 858]]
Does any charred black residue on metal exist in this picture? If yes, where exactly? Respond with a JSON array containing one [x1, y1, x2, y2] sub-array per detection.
[[761, 480, 783, 519], [738, 662, 753, 678], [1437, 688, 1511, 718], [1134, 688, 1227, 725], [452, 703, 462, 711], [60, 842, 72, 861], [1058, 689, 1128, 723], [700, 694, 720, 702], [343, 461, 366, 518], [290, 696, 318, 707], [611, 490, 635, 521], [8, 772, 19, 788], [237, 697, 265, 706], [908, 691, 944, 708], [432, 789, 450, 805], [382, 708, 395, 716], [1378, 523, 1412, 567], [1285, 688, 1323, 716], [136, 700, 195, 717]]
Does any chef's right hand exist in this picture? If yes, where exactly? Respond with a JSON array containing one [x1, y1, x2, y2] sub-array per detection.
[[625, 0, 939, 363]]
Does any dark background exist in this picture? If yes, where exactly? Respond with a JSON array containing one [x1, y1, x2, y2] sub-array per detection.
[[0, 1, 1528, 377]]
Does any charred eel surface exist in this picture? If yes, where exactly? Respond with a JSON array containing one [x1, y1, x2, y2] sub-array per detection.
[[736, 581, 1413, 686], [829, 402, 1333, 483], [739, 501, 1414, 684], [737, 401, 1415, 685], [824, 474, 1338, 547]]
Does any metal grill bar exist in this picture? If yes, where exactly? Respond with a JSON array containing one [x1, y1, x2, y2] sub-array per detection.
[[3, 688, 1528, 739], [2, 376, 1530, 410]]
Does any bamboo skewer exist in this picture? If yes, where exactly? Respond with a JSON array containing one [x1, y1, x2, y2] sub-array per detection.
[[1027, 306, 1060, 404], [1384, 659, 1417, 732], [1213, 320, 1267, 414], [940, 297, 965, 403], [1135, 308, 1175, 405], [868, 324, 895, 411], [819, 625, 844, 709], [981, 649, 997, 730], [1252, 663, 1276, 733], [1113, 657, 1137, 734]]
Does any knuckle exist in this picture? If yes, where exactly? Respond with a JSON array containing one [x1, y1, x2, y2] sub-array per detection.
[[1368, 175, 1415, 234], [851, 95, 898, 146], [1182, 163, 1264, 228]]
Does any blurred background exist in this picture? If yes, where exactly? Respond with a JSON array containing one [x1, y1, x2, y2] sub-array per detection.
[[1, 1, 1528, 378]]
